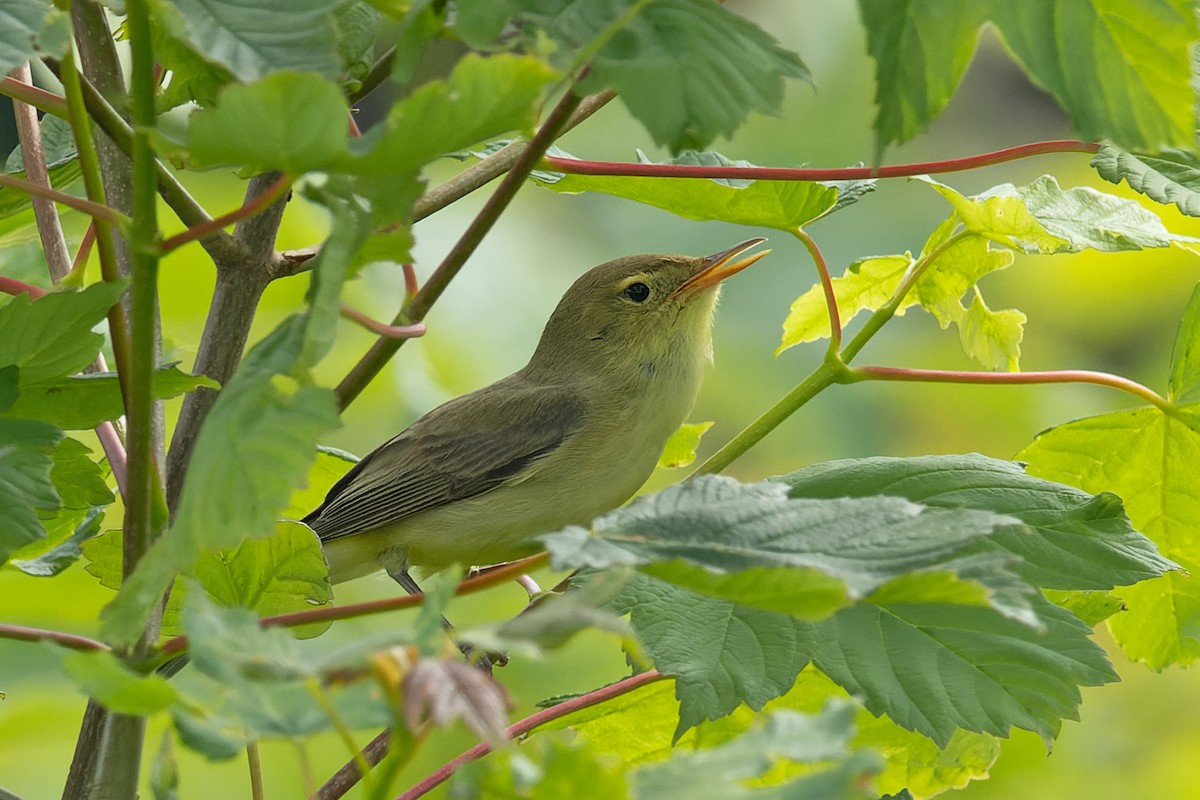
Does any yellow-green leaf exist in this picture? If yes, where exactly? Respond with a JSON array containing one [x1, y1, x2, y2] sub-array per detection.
[[656, 421, 714, 470]]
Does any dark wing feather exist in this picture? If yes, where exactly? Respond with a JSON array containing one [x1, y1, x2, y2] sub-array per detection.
[[303, 378, 585, 542]]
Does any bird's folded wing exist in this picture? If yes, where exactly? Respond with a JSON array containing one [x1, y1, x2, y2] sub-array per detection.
[[303, 380, 585, 542]]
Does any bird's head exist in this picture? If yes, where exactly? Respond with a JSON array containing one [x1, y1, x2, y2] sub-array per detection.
[[525, 239, 770, 385]]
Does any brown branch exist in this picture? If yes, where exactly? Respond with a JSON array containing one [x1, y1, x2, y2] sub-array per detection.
[[0, 275, 47, 298], [0, 75, 68, 116], [0, 623, 109, 652], [339, 303, 427, 339]]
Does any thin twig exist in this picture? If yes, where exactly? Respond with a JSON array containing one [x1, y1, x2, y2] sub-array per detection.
[[0, 172, 127, 224], [339, 304, 427, 339], [847, 366, 1173, 412], [11, 63, 73, 280], [158, 553, 551, 657], [543, 139, 1101, 182], [395, 671, 666, 800], [0, 276, 47, 297], [0, 623, 109, 652], [0, 75, 68, 116], [159, 173, 293, 254], [793, 228, 839, 353]]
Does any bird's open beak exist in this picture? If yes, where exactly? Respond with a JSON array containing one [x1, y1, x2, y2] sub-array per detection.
[[673, 237, 770, 299]]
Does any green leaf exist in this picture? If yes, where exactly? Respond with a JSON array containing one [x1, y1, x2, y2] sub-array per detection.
[[170, 0, 342, 81], [1018, 405, 1200, 668], [359, 53, 556, 175], [1092, 145, 1200, 218], [187, 72, 352, 173], [5, 115, 77, 172], [11, 506, 104, 577], [150, 732, 180, 800], [151, 0, 236, 110], [632, 705, 879, 800], [3, 366, 217, 429], [0, 0, 70, 74], [0, 281, 127, 385], [778, 454, 1176, 592], [184, 521, 333, 639], [987, 0, 1197, 151], [1168, 284, 1200, 404], [182, 584, 312, 683], [0, 417, 63, 563], [959, 291, 1025, 371], [913, 232, 1014, 330], [102, 316, 340, 647], [858, 0, 984, 152], [800, 595, 1116, 747], [63, 650, 181, 716], [285, 446, 356, 519], [543, 475, 1024, 618], [778, 254, 911, 351], [541, 150, 865, 231], [656, 421, 713, 470], [334, 0, 382, 89], [608, 574, 813, 736], [50, 436, 113, 509], [527, 0, 811, 152]]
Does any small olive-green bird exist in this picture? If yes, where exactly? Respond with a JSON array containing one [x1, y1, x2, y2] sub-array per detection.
[[303, 239, 769, 589]]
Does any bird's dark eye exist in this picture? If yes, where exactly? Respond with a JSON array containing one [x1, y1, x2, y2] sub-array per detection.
[[624, 282, 651, 303]]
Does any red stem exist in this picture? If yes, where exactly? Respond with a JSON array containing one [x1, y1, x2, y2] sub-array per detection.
[[159, 552, 552, 656], [395, 671, 666, 800], [0, 76, 69, 117], [793, 228, 839, 351], [73, 222, 98, 273], [543, 140, 1100, 182], [159, 173, 293, 253], [848, 366, 1171, 411], [402, 263, 419, 301], [0, 275, 47, 298], [0, 172, 128, 224], [339, 304, 427, 340], [0, 622, 109, 652]]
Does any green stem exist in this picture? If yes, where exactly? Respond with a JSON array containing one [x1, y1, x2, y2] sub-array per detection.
[[246, 742, 264, 800], [695, 232, 968, 475], [122, 0, 164, 592], [306, 679, 375, 796]]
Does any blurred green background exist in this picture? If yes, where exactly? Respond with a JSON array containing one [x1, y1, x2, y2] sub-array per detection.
[[3, 3, 1200, 797]]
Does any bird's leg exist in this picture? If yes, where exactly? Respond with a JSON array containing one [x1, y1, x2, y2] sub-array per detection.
[[385, 567, 504, 673]]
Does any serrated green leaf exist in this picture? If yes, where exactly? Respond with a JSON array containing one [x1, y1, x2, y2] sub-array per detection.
[[914, 234, 1014, 330], [171, 0, 342, 81], [1018, 405, 1200, 668], [778, 254, 911, 351], [1168, 283, 1200, 403], [543, 151, 855, 232], [50, 436, 113, 509], [544, 475, 1023, 618], [359, 53, 555, 175], [285, 446, 356, 519], [187, 72, 352, 173], [632, 705, 879, 800], [779, 454, 1176, 592], [183, 584, 312, 683], [959, 291, 1025, 371], [0, 281, 127, 385], [801, 595, 1116, 747], [609, 574, 812, 736], [563, 0, 810, 151], [334, 0, 382, 87], [0, 364, 17, 412], [151, 0, 236, 110], [5, 115, 76, 173], [2, 366, 218, 430], [858, 0, 985, 152], [988, 0, 1197, 151], [0, 0, 70, 74], [11, 506, 103, 577], [1045, 590, 1126, 628], [656, 421, 713, 470], [0, 417, 63, 563], [150, 732, 180, 800], [63, 649, 181, 716], [452, 737, 630, 800], [1091, 145, 1200, 218]]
